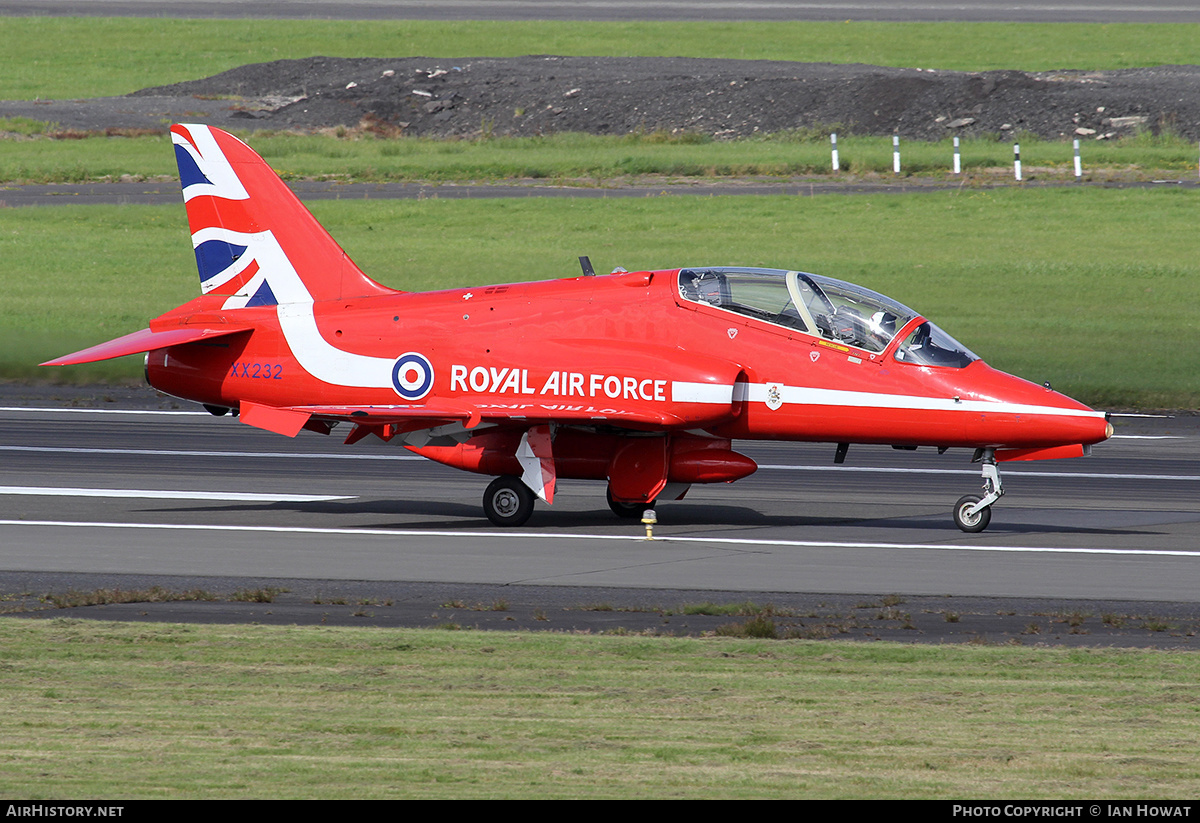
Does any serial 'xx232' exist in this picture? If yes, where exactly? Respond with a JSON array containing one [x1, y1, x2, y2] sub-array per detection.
[[45, 124, 1112, 532]]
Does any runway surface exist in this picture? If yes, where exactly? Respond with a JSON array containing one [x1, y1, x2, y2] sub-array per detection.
[[4, 0, 1199, 642], [2, 386, 1197, 645]]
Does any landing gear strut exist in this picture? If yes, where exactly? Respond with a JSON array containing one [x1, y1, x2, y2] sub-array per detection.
[[607, 486, 656, 519], [953, 448, 1004, 533], [483, 476, 535, 527]]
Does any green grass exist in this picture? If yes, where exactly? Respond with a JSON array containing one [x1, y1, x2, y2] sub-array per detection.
[[10, 187, 1200, 408], [2, 618, 1198, 799], [5, 19, 1200, 100]]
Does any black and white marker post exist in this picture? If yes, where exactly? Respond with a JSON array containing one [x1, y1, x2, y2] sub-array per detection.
[[831, 133, 839, 171], [952, 136, 961, 174], [1074, 139, 1082, 180], [1014, 143, 1022, 181], [893, 135, 900, 174]]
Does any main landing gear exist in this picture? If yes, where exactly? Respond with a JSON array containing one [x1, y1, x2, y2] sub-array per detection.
[[482, 476, 658, 527], [606, 486, 655, 519], [482, 476, 535, 527], [953, 448, 1004, 533]]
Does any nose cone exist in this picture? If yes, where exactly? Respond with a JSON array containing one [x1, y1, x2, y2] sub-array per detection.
[[953, 361, 1111, 449]]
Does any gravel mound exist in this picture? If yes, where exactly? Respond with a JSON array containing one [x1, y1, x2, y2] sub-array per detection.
[[131, 56, 1200, 141], [7, 56, 1200, 142]]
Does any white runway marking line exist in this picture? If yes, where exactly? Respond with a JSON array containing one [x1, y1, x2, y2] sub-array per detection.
[[0, 445, 420, 461], [757, 464, 1200, 482], [1, 519, 1198, 558], [0, 407, 208, 416], [0, 487, 354, 503]]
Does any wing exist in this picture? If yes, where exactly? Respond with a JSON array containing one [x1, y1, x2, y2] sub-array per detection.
[[235, 373, 746, 509], [239, 393, 734, 439]]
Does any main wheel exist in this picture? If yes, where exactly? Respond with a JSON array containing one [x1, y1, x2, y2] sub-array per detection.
[[483, 476, 534, 527], [953, 494, 991, 533], [606, 486, 655, 519]]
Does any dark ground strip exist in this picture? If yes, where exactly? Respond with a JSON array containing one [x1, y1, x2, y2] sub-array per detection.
[[3, 179, 1197, 209], [8, 56, 1200, 141], [3, 571, 1198, 649]]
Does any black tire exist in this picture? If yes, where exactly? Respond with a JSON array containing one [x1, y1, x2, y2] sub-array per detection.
[[953, 494, 991, 533], [483, 476, 534, 527], [606, 486, 655, 519]]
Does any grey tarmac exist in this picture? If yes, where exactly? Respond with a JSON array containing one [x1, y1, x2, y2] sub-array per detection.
[[1, 385, 1197, 646], [2, 1, 1197, 23], [4, 179, 1199, 209]]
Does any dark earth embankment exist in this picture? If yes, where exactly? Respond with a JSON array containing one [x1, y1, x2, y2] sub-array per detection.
[[5, 56, 1200, 141]]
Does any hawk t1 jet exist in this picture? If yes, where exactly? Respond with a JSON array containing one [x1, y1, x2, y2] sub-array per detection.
[[45, 125, 1111, 532]]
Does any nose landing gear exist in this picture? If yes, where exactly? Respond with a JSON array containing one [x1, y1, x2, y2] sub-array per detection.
[[953, 448, 1004, 533]]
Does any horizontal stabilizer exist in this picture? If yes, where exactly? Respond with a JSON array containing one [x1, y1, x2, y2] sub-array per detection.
[[41, 325, 251, 366]]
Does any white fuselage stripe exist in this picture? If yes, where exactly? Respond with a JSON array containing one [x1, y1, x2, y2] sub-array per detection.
[[276, 301, 397, 388], [723, 381, 1105, 419], [671, 381, 735, 404]]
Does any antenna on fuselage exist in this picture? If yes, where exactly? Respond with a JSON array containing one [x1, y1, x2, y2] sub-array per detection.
[[579, 256, 596, 277]]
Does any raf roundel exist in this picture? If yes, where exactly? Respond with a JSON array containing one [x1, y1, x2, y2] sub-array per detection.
[[391, 352, 435, 400]]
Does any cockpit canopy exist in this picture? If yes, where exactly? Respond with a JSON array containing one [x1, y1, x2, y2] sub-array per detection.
[[677, 267, 978, 368]]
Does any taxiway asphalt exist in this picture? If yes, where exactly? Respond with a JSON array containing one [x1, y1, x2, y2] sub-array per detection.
[[3, 1, 1196, 23], [1, 389, 1197, 645]]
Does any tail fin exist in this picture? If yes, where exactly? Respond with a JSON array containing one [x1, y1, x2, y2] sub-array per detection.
[[171, 124, 396, 308]]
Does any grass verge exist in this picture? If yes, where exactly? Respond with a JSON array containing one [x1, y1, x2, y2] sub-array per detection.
[[2, 128, 1197, 185], [2, 618, 1198, 799]]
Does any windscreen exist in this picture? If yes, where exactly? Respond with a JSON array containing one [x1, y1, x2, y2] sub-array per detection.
[[893, 320, 978, 368]]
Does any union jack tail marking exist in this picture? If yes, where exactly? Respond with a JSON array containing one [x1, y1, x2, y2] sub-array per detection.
[[170, 124, 396, 308]]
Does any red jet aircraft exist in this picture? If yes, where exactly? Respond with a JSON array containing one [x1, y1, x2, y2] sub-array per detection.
[[45, 124, 1112, 532]]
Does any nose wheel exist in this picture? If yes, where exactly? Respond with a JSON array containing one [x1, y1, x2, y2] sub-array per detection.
[[953, 449, 1003, 533], [953, 494, 991, 533]]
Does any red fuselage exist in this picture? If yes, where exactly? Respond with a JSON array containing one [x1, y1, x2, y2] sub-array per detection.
[[146, 267, 1110, 472]]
